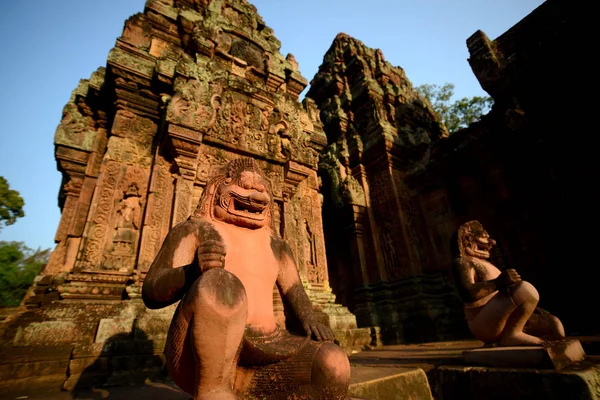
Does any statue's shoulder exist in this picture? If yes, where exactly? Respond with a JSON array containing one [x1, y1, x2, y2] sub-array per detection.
[[168, 218, 215, 238], [452, 255, 472, 269]]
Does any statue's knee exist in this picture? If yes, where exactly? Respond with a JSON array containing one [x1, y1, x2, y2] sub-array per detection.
[[312, 343, 351, 387], [187, 269, 247, 310], [549, 315, 566, 337], [511, 280, 539, 305]]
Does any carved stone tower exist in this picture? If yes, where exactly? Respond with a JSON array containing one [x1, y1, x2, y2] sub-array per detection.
[[0, 0, 369, 392], [307, 33, 469, 344]]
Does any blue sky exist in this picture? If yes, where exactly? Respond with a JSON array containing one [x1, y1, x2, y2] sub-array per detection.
[[0, 0, 544, 251]]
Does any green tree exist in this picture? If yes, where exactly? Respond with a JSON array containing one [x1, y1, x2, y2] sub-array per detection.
[[0, 177, 25, 229], [416, 83, 493, 133], [0, 241, 49, 307]]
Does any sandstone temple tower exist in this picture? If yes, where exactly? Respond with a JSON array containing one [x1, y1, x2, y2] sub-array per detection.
[[1, 0, 368, 392], [307, 34, 469, 343]]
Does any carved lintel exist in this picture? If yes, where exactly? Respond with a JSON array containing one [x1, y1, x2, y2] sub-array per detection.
[[107, 46, 155, 81], [56, 145, 90, 176], [265, 70, 285, 93], [168, 124, 202, 179], [309, 131, 328, 153], [231, 57, 248, 78], [285, 71, 308, 99], [57, 281, 126, 301], [168, 124, 202, 147], [284, 160, 311, 186]]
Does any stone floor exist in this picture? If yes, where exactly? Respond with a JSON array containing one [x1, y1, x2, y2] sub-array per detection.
[[2, 336, 599, 400]]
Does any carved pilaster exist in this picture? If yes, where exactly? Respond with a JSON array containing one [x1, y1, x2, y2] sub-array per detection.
[[168, 124, 202, 226], [76, 161, 120, 271], [54, 177, 84, 243], [347, 205, 370, 286], [138, 156, 175, 273]]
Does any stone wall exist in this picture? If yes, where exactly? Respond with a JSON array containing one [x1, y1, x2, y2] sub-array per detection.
[[408, 0, 595, 335]]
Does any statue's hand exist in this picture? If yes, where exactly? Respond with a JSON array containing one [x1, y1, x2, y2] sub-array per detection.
[[303, 319, 335, 342], [197, 239, 226, 272], [496, 268, 521, 289]]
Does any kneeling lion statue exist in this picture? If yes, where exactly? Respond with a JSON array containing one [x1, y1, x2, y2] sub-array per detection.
[[142, 157, 350, 400]]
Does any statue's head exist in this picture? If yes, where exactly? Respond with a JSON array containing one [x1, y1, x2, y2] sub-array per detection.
[[192, 157, 272, 230], [456, 220, 497, 259]]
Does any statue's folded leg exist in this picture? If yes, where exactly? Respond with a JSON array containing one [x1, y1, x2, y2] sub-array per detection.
[[241, 331, 350, 400], [467, 281, 545, 346], [525, 308, 566, 340], [165, 269, 248, 400], [499, 280, 545, 345]]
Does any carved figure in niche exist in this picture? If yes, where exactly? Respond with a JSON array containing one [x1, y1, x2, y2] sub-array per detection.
[[142, 158, 350, 400], [117, 184, 142, 230], [381, 220, 400, 276], [452, 220, 565, 346], [113, 183, 142, 251]]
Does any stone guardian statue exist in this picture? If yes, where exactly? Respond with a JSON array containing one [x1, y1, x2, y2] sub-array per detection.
[[452, 220, 565, 346], [142, 157, 350, 400]]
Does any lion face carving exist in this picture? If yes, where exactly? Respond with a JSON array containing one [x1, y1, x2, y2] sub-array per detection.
[[458, 220, 497, 259], [193, 158, 272, 230]]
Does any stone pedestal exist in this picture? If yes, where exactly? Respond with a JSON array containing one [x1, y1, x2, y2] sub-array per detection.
[[463, 339, 586, 370]]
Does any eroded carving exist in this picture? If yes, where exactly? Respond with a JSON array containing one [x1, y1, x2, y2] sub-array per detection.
[[142, 158, 350, 399], [452, 220, 566, 346]]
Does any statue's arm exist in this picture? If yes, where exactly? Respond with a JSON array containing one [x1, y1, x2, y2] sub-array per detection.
[[452, 257, 508, 302], [272, 237, 334, 342], [142, 221, 202, 309]]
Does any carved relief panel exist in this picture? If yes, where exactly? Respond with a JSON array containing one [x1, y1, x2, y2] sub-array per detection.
[[368, 169, 409, 279], [138, 154, 175, 273], [107, 110, 157, 167], [166, 76, 222, 132], [287, 172, 328, 285], [392, 168, 426, 272], [206, 90, 270, 156], [77, 161, 150, 274]]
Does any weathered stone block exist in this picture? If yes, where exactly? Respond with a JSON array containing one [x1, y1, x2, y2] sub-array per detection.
[[348, 366, 434, 400], [432, 362, 600, 400], [463, 339, 586, 370], [12, 321, 77, 346], [95, 318, 135, 343], [134, 308, 175, 340]]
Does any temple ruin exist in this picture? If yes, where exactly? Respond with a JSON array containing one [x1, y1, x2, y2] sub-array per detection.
[[1, 0, 594, 395], [2, 0, 370, 392], [306, 34, 469, 344]]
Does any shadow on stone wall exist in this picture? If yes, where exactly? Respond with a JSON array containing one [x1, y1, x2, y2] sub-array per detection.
[[69, 330, 184, 399]]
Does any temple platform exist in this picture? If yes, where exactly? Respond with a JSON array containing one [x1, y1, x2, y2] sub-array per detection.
[[2, 337, 598, 400]]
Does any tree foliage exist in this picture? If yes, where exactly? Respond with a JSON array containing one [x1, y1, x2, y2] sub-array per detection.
[[0, 177, 25, 229], [416, 83, 493, 133], [0, 241, 49, 307]]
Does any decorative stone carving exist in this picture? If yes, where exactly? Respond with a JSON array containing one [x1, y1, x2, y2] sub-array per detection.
[[308, 33, 458, 343], [142, 158, 351, 399], [138, 157, 174, 273], [452, 220, 566, 346], [2, 0, 367, 392]]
